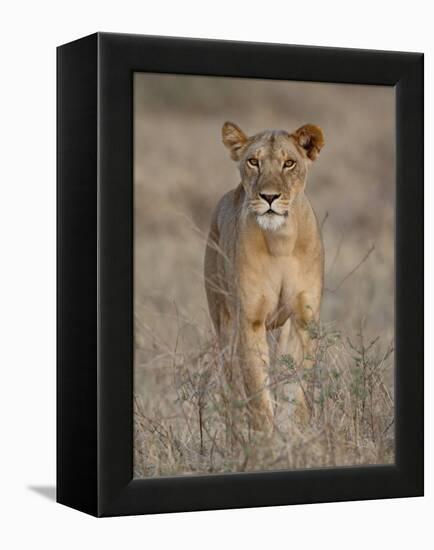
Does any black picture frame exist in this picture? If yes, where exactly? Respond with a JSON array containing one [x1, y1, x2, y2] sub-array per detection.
[[57, 32, 424, 517]]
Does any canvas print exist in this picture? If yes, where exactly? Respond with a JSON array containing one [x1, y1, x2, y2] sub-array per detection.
[[133, 74, 395, 477]]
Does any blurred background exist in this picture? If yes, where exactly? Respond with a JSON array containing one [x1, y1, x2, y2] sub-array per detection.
[[133, 73, 395, 476]]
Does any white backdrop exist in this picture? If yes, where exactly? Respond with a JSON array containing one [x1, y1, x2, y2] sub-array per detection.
[[0, 1, 431, 548]]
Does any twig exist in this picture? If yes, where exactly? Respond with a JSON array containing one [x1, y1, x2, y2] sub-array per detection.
[[326, 230, 345, 277], [320, 211, 329, 231], [326, 244, 375, 293]]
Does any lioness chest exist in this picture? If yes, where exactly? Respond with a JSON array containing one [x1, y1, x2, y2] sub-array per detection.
[[238, 236, 310, 330]]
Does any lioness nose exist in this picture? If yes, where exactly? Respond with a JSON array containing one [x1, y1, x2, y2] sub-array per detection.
[[260, 193, 281, 205]]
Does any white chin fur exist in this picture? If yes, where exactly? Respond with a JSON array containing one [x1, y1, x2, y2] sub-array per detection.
[[256, 213, 285, 231]]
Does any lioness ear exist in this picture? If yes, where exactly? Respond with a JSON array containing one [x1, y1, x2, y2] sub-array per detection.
[[222, 121, 249, 160], [292, 124, 325, 161]]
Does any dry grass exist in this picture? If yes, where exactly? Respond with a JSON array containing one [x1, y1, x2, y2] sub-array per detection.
[[133, 317, 394, 477], [133, 74, 395, 477]]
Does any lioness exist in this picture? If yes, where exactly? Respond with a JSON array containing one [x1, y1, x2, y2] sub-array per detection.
[[204, 122, 324, 431]]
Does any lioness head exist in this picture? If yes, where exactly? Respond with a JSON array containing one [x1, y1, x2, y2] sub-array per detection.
[[222, 122, 324, 231]]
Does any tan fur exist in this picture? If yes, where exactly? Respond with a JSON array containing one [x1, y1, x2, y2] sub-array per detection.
[[204, 122, 325, 431]]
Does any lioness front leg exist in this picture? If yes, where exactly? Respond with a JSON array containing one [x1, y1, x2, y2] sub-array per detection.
[[239, 319, 274, 432]]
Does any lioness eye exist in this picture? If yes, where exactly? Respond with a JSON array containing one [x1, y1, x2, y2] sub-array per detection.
[[284, 159, 296, 169], [247, 158, 259, 167]]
